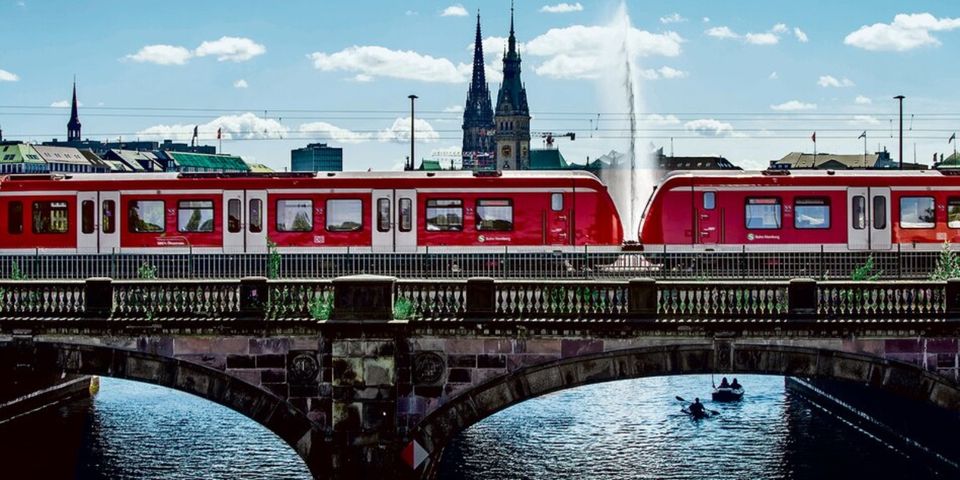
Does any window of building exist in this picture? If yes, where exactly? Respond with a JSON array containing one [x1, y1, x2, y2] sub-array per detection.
[[377, 198, 391, 232], [745, 198, 781, 229], [326, 199, 362, 232], [277, 200, 313, 232], [476, 199, 514, 231], [102, 200, 116, 234], [399, 198, 413, 232], [8, 201, 22, 234], [178, 200, 215, 233], [852, 196, 866, 230], [249, 199, 263, 233], [425, 199, 463, 231], [703, 192, 716, 210], [227, 199, 241, 233], [899, 196, 934, 228], [128, 200, 165, 233], [949, 198, 960, 228], [873, 196, 887, 229], [33, 201, 69, 234], [82, 200, 95, 234], [551, 193, 564, 212], [794, 198, 830, 229]]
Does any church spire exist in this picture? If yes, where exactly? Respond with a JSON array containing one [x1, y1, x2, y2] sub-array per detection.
[[461, 10, 496, 167], [508, 0, 516, 54], [471, 10, 486, 90], [67, 78, 81, 142]]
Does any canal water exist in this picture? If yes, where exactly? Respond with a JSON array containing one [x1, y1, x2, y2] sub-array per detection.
[[0, 375, 948, 479]]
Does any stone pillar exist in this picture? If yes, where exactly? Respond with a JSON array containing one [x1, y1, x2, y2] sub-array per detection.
[[239, 277, 268, 320], [628, 278, 657, 321], [466, 277, 496, 319], [332, 275, 396, 321], [84, 277, 113, 319], [788, 278, 817, 320], [947, 279, 960, 321]]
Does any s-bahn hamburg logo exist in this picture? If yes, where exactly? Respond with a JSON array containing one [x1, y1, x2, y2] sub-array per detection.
[[747, 233, 754, 241]]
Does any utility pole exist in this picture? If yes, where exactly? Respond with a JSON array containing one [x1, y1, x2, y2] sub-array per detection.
[[894, 95, 905, 170], [408, 94, 418, 171]]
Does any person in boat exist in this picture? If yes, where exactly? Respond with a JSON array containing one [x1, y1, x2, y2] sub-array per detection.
[[689, 398, 706, 416], [731, 378, 741, 390], [719, 377, 730, 389]]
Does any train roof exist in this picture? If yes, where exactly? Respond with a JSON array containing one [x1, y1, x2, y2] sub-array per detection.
[[656, 168, 960, 190], [662, 169, 947, 179]]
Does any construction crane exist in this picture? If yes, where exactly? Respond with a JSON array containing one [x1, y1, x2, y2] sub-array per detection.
[[536, 131, 576, 149]]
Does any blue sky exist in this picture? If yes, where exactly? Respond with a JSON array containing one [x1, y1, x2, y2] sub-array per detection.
[[1, 0, 959, 170]]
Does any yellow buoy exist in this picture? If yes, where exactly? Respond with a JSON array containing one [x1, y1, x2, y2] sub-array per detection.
[[89, 376, 100, 396]]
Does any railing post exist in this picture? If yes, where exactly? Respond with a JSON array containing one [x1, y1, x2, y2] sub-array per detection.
[[788, 278, 817, 321], [85, 277, 113, 319], [946, 279, 960, 321], [466, 277, 496, 319], [239, 276, 268, 320], [628, 277, 657, 322], [331, 275, 396, 321]]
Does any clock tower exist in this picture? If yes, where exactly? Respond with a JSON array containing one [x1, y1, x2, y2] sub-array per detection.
[[493, 1, 530, 170]]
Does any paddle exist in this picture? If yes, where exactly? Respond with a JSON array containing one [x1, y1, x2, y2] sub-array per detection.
[[675, 395, 720, 415]]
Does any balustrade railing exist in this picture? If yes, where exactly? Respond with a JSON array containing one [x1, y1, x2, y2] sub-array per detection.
[[113, 280, 240, 318], [492, 281, 629, 318], [266, 280, 334, 320], [0, 280, 85, 315], [818, 281, 946, 319], [657, 281, 789, 319], [396, 280, 466, 319]]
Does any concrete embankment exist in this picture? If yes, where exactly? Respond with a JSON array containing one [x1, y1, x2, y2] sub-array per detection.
[[0, 375, 95, 425]]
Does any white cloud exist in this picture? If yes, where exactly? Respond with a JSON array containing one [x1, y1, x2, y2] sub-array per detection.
[[194, 36, 265, 62], [350, 74, 374, 82], [405, 10, 418, 16], [138, 113, 288, 141], [818, 75, 855, 88], [526, 25, 683, 79], [845, 13, 960, 51], [851, 115, 881, 125], [441, 4, 468, 17], [771, 23, 788, 34], [378, 117, 439, 143], [770, 100, 817, 111], [706, 26, 739, 39], [660, 13, 686, 24], [769, 71, 779, 80], [643, 114, 681, 125], [299, 122, 373, 144], [641, 66, 688, 80], [703, 17, 710, 23], [233, 79, 249, 89], [50, 100, 81, 108], [794, 27, 809, 42], [855, 95, 872, 105], [684, 118, 734, 136], [0, 69, 19, 81], [125, 44, 193, 65], [444, 105, 464, 113], [745, 32, 779, 45], [309, 46, 469, 83], [541, 3, 583, 14]]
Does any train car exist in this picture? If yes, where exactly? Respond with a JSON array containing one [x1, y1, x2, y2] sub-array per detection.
[[0, 170, 623, 255], [638, 169, 960, 253]]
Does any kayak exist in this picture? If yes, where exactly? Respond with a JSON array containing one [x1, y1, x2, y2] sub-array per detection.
[[681, 408, 710, 420], [712, 387, 744, 402]]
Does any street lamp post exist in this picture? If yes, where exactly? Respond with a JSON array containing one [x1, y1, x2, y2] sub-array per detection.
[[894, 95, 905, 170], [408, 94, 418, 171]]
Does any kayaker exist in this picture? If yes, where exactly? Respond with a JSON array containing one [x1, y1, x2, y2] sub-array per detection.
[[690, 398, 706, 416], [731, 378, 741, 389], [719, 377, 730, 389]]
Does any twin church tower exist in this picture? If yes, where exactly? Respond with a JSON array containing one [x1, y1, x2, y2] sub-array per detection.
[[461, 5, 530, 170]]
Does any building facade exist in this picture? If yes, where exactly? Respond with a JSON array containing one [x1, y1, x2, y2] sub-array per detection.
[[461, 12, 496, 170], [493, 5, 531, 170], [291, 143, 343, 172]]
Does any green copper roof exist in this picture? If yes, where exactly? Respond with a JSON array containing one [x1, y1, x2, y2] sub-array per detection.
[[167, 151, 249, 172], [0, 143, 45, 164], [528, 149, 568, 170], [418, 159, 442, 171]]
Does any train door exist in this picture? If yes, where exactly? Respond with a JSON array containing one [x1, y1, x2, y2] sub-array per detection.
[[99, 192, 120, 253], [372, 190, 394, 253], [847, 187, 891, 251], [372, 190, 418, 253], [245, 191, 268, 254], [395, 190, 417, 253], [546, 192, 569, 245], [696, 190, 719, 245], [223, 191, 244, 253], [77, 192, 98, 254]]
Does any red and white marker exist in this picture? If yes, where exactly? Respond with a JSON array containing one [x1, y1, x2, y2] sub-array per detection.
[[402, 440, 429, 470]]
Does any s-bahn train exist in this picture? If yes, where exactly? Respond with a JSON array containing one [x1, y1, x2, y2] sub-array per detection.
[[638, 169, 960, 253], [0, 171, 623, 254]]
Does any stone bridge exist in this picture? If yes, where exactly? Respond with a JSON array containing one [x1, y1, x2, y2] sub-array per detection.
[[2, 276, 960, 479]]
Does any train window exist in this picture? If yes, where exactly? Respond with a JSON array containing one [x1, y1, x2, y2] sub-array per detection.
[[873, 196, 887, 229], [32, 201, 69, 234], [852, 196, 866, 230], [7, 201, 22, 234], [551, 193, 564, 212], [794, 198, 830, 229], [249, 199, 263, 233], [326, 199, 362, 232], [102, 200, 115, 234], [949, 199, 960, 228], [703, 192, 716, 210], [899, 196, 933, 229], [128, 200, 165, 233], [377, 198, 391, 232], [426, 199, 463, 231], [178, 200, 215, 233], [227, 199, 241, 233], [476, 199, 514, 231], [399, 198, 413, 232], [82, 200, 95, 234], [277, 200, 314, 232], [745, 198, 781, 229]]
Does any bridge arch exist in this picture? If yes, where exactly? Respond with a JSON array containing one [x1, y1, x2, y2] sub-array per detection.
[[412, 343, 960, 478], [0, 341, 325, 478]]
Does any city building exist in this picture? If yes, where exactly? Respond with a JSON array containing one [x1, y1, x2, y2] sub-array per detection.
[[770, 149, 926, 170], [67, 81, 81, 143], [247, 162, 274, 173], [159, 151, 250, 173], [0, 142, 47, 173], [32, 145, 108, 173], [291, 143, 343, 172], [159, 139, 216, 155], [461, 12, 496, 169], [654, 148, 740, 171], [493, 4, 531, 170], [101, 149, 164, 171]]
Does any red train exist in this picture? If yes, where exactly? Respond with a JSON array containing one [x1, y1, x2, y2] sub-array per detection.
[[639, 170, 960, 253], [0, 171, 623, 254]]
